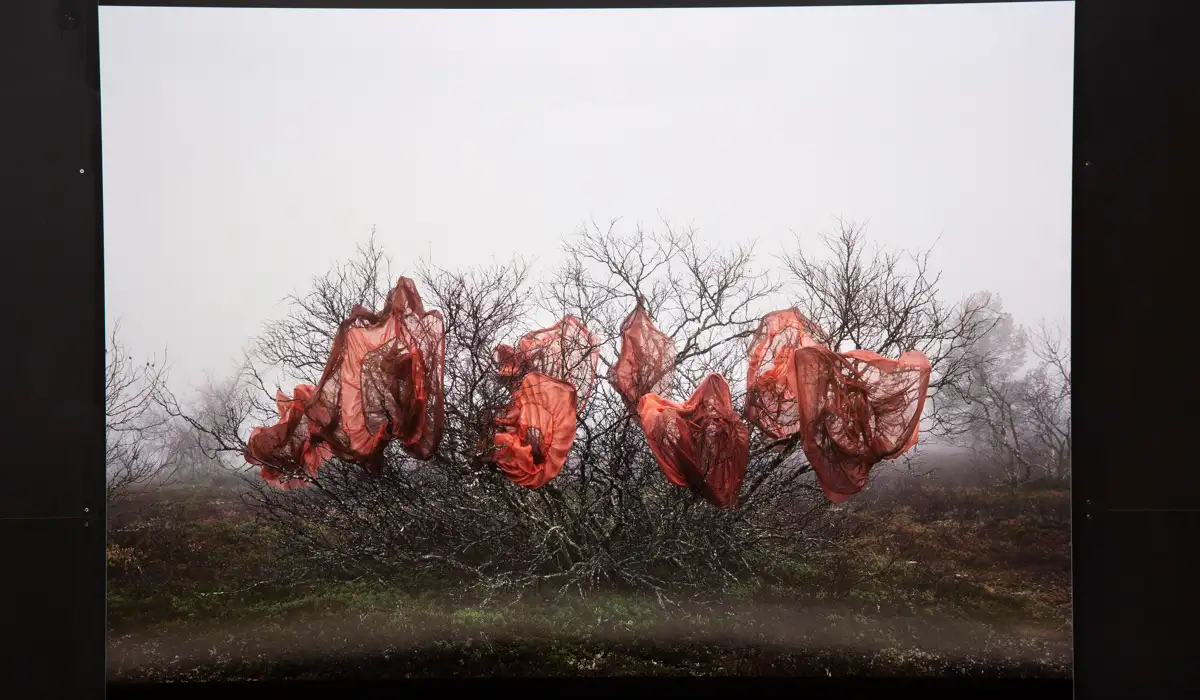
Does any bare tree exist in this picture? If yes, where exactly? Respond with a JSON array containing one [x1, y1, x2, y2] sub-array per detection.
[[941, 307, 1071, 485], [105, 323, 179, 503], [179, 218, 998, 599], [159, 234, 396, 463], [161, 382, 251, 488], [1020, 320, 1072, 481], [779, 218, 1004, 439]]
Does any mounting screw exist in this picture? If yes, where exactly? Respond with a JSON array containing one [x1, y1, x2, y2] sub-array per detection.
[[84, 507, 89, 513], [79, 169, 85, 174], [57, 6, 81, 31], [83, 521, 89, 527], [1084, 160, 1091, 168]]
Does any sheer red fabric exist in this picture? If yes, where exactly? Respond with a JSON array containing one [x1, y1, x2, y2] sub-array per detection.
[[306, 277, 446, 472], [246, 384, 334, 489], [637, 374, 749, 509], [608, 301, 676, 410], [492, 372, 578, 489], [744, 308, 822, 439], [245, 277, 446, 484], [244, 275, 930, 505], [789, 346, 931, 503], [495, 315, 600, 408]]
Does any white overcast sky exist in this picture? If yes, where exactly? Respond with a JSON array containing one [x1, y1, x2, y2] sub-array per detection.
[[99, 3, 1074, 397]]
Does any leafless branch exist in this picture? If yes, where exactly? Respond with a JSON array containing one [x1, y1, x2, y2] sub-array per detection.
[[178, 216, 1018, 596], [106, 322, 181, 503]]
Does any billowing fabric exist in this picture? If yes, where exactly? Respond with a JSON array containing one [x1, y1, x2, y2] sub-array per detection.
[[744, 308, 821, 439], [245, 277, 446, 486], [637, 374, 749, 509], [608, 301, 676, 410], [245, 278, 932, 505], [246, 384, 334, 489], [307, 277, 445, 472], [492, 372, 578, 489], [495, 315, 600, 408], [790, 346, 931, 502]]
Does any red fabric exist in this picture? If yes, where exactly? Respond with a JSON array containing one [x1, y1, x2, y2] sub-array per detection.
[[245, 277, 446, 485], [495, 315, 600, 408], [745, 308, 822, 439], [492, 372, 578, 489], [246, 384, 334, 489], [246, 281, 931, 506], [789, 346, 931, 502], [306, 277, 446, 472], [608, 301, 676, 410], [637, 374, 749, 509]]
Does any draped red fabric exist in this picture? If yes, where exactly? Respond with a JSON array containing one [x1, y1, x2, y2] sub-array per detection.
[[608, 301, 676, 410], [492, 372, 578, 489], [637, 374, 749, 509], [246, 384, 334, 489], [789, 346, 931, 503], [744, 308, 822, 439], [245, 275, 931, 506], [494, 315, 601, 408], [244, 277, 446, 485]]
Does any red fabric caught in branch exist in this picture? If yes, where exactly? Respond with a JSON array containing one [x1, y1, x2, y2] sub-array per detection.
[[245, 277, 446, 486], [307, 277, 446, 471], [789, 346, 931, 503], [243, 272, 930, 506], [637, 373, 749, 509], [376, 278, 446, 461], [608, 300, 676, 410], [492, 372, 578, 489], [246, 384, 334, 489], [745, 308, 822, 440], [495, 315, 601, 408]]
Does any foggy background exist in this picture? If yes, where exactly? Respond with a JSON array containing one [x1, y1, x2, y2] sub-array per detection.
[[99, 4, 1074, 404]]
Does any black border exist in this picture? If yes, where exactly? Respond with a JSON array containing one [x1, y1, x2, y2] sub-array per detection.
[[3, 0, 1197, 697], [1, 0, 108, 697], [1069, 0, 1200, 695]]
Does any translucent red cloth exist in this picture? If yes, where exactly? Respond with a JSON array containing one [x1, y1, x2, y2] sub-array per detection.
[[637, 374, 749, 509], [790, 346, 931, 502], [608, 301, 676, 410], [245, 278, 930, 505], [744, 308, 822, 440], [495, 315, 600, 408], [492, 372, 578, 489], [246, 384, 334, 489], [245, 277, 446, 486]]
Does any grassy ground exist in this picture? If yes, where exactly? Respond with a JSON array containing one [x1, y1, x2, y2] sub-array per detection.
[[106, 478, 1071, 681]]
